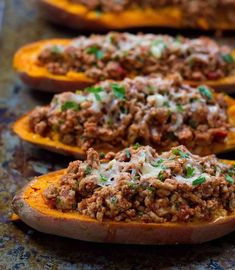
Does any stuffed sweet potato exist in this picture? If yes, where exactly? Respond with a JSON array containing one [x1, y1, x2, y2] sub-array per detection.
[[13, 33, 235, 92], [13, 74, 235, 158], [38, 0, 235, 30], [12, 145, 235, 244]]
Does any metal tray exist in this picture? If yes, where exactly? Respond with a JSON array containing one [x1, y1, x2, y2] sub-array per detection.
[[1, 1, 235, 269]]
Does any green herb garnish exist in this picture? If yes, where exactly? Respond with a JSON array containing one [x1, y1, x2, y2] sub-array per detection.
[[110, 196, 118, 204], [163, 101, 170, 108], [185, 166, 195, 178], [133, 142, 141, 150], [61, 101, 81, 112], [172, 148, 189, 158], [146, 186, 155, 192], [56, 197, 61, 204], [133, 174, 140, 181], [51, 45, 63, 54], [198, 86, 212, 100], [95, 8, 102, 16], [225, 174, 234, 184], [84, 165, 92, 176], [192, 176, 206, 186], [158, 171, 165, 181], [176, 104, 184, 112], [107, 116, 113, 126], [87, 46, 104, 59], [86, 86, 104, 101], [99, 152, 105, 159], [111, 83, 125, 100], [222, 54, 234, 64], [76, 90, 82, 95], [152, 159, 164, 167], [51, 124, 59, 132], [125, 149, 131, 159], [128, 182, 138, 189], [100, 174, 108, 183]]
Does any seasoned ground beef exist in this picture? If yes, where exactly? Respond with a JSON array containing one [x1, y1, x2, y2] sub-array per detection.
[[44, 145, 235, 223], [38, 33, 235, 82], [72, 0, 235, 28], [29, 74, 229, 152]]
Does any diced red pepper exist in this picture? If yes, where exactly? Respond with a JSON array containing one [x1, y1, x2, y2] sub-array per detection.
[[214, 130, 228, 141]]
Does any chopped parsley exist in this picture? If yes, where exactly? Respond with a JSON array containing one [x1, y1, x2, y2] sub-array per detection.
[[185, 166, 195, 178], [51, 124, 59, 132], [50, 45, 63, 54], [146, 186, 155, 192], [95, 8, 102, 17], [163, 101, 170, 108], [172, 148, 189, 158], [133, 142, 141, 150], [111, 83, 125, 100], [198, 86, 212, 100], [128, 182, 138, 189], [56, 197, 61, 204], [192, 176, 206, 186], [100, 174, 108, 183], [225, 174, 234, 184], [99, 152, 105, 159], [222, 54, 234, 64], [125, 149, 131, 159], [152, 159, 164, 167], [147, 85, 155, 92], [176, 104, 184, 112], [107, 116, 113, 126], [76, 90, 82, 95], [158, 171, 165, 181], [133, 174, 140, 181], [61, 101, 81, 112], [84, 165, 92, 176], [87, 45, 104, 59], [110, 196, 118, 204], [86, 86, 104, 101], [227, 168, 234, 176]]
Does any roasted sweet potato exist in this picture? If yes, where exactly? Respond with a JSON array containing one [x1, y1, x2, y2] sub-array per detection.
[[12, 159, 235, 244], [12, 94, 235, 158], [13, 39, 235, 93], [38, 0, 235, 31]]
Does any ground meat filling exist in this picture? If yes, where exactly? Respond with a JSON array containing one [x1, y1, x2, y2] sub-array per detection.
[[28, 74, 229, 152], [38, 33, 235, 82], [72, 1, 235, 28], [44, 145, 235, 223]]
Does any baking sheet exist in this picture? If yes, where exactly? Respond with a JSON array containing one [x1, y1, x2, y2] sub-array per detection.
[[1, 0, 235, 269]]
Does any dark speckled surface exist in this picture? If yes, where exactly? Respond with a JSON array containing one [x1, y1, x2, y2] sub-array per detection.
[[1, 1, 235, 269]]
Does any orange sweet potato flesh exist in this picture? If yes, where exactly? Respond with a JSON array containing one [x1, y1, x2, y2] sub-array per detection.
[[12, 95, 235, 158], [12, 159, 235, 244], [13, 39, 235, 93], [38, 0, 235, 31]]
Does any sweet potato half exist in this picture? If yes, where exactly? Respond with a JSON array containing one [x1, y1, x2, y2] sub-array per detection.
[[12, 95, 235, 159], [13, 39, 235, 93], [12, 160, 235, 244], [38, 0, 235, 31]]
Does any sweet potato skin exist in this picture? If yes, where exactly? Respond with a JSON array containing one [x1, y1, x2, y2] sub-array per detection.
[[12, 95, 235, 158], [13, 39, 94, 92], [12, 167, 235, 244], [38, 0, 235, 31], [13, 38, 235, 93]]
